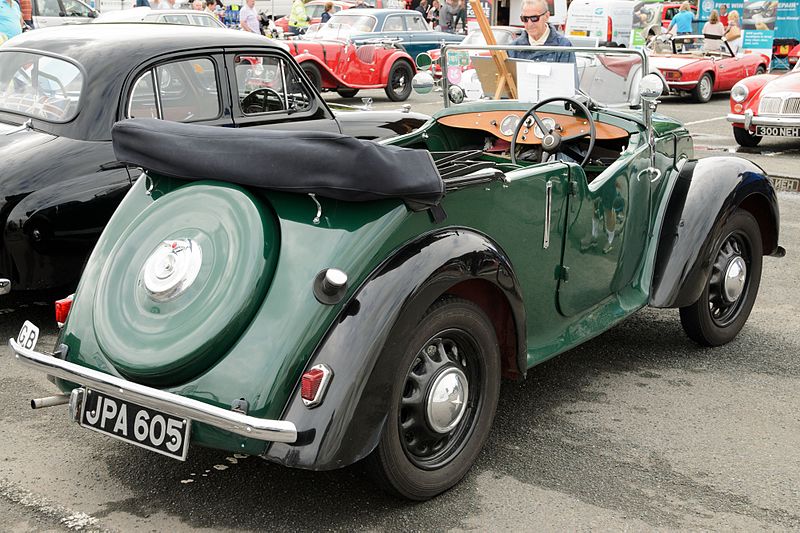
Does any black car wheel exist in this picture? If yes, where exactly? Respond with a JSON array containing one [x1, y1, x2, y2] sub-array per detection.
[[367, 297, 501, 500], [301, 63, 322, 92], [680, 209, 762, 346], [384, 61, 413, 102], [755, 65, 767, 75], [336, 88, 359, 98], [733, 126, 762, 147], [692, 73, 713, 103]]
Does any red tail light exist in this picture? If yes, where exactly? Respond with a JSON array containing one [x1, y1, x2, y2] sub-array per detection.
[[607, 17, 613, 43], [301, 364, 332, 408], [55, 294, 74, 327]]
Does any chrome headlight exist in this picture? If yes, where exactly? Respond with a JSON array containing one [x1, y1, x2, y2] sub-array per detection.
[[731, 83, 749, 103]]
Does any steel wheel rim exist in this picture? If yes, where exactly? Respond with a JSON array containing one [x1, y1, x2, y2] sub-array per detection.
[[708, 231, 751, 327], [398, 328, 482, 470], [700, 76, 712, 100], [391, 68, 407, 95]]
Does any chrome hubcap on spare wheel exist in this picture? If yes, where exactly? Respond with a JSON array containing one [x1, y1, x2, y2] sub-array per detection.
[[143, 239, 202, 302]]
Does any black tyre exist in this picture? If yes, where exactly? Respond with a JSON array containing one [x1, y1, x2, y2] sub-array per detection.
[[301, 63, 322, 92], [679, 209, 762, 347], [692, 72, 713, 103], [366, 297, 501, 500], [336, 88, 359, 98], [755, 65, 767, 75], [384, 61, 413, 102], [733, 126, 762, 147]]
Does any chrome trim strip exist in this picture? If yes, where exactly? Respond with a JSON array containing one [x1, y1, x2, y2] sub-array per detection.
[[543, 181, 552, 250], [666, 81, 697, 87], [727, 113, 800, 127], [8, 338, 298, 444]]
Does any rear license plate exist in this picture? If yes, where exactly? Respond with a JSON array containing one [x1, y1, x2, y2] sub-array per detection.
[[756, 125, 800, 137], [80, 390, 190, 460], [570, 29, 589, 36], [16, 320, 39, 351]]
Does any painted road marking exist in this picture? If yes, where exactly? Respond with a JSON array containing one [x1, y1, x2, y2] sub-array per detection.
[[685, 116, 727, 126]]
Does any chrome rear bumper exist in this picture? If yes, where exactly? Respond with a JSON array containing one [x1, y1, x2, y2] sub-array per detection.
[[8, 338, 298, 444], [727, 112, 800, 128]]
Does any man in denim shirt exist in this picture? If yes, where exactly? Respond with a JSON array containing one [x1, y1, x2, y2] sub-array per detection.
[[508, 0, 574, 64]]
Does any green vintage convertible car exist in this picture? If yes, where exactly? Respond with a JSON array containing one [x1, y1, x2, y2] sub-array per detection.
[[10, 45, 783, 500]]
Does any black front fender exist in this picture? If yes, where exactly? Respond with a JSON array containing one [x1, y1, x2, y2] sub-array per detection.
[[650, 156, 780, 308], [265, 228, 525, 470]]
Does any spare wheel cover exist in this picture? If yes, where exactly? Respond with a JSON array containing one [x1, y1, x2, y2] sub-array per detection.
[[93, 182, 278, 385]]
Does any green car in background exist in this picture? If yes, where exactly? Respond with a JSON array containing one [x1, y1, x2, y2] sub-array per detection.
[[10, 45, 783, 501]]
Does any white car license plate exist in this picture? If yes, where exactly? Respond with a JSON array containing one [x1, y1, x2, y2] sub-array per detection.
[[756, 125, 800, 137], [80, 390, 191, 461], [16, 320, 39, 351]]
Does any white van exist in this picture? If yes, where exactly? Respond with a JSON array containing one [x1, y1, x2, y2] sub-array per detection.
[[565, 0, 634, 47]]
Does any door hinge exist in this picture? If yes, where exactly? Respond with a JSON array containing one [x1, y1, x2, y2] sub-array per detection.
[[569, 180, 578, 196], [555, 265, 570, 282]]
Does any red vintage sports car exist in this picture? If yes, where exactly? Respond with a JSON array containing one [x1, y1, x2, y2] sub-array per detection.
[[286, 20, 417, 101], [727, 61, 800, 147], [649, 34, 768, 102]]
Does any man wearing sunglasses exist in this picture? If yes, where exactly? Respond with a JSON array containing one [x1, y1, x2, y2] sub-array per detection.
[[508, 0, 574, 64]]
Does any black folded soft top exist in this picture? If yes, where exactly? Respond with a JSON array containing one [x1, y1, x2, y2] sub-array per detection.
[[111, 119, 444, 210]]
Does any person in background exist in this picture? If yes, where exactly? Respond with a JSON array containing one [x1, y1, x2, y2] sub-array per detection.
[[192, 0, 203, 9], [320, 1, 333, 22], [723, 9, 742, 54], [288, 0, 310, 34], [508, 0, 573, 63], [667, 2, 694, 35], [439, 0, 457, 32], [718, 4, 728, 27], [353, 0, 372, 7], [415, 0, 428, 21], [205, 0, 215, 13], [150, 0, 165, 9], [17, 0, 29, 27], [164, 0, 182, 8], [429, 0, 439, 29], [453, 0, 466, 33], [239, 0, 259, 32], [0, 0, 22, 43], [702, 9, 724, 38], [135, 0, 151, 6]]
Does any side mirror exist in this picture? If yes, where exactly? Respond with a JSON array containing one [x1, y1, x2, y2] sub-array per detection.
[[415, 52, 432, 71], [639, 73, 664, 101], [412, 71, 434, 95]]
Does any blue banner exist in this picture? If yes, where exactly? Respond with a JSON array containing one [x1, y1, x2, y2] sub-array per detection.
[[702, 1, 800, 40]]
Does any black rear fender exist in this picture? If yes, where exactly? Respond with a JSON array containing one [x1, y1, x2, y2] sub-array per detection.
[[265, 228, 525, 470]]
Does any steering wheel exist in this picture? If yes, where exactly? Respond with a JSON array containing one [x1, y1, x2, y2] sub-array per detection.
[[510, 96, 596, 167], [241, 87, 284, 114]]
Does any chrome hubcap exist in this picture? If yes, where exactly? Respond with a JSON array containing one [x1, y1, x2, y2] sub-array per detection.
[[143, 239, 202, 302], [723, 256, 747, 303], [426, 367, 469, 434]]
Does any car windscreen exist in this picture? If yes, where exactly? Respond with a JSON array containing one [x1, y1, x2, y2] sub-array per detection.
[[326, 13, 377, 32], [0, 51, 83, 123], [438, 45, 649, 110]]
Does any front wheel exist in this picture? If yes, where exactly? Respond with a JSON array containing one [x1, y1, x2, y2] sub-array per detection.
[[692, 73, 713, 103], [733, 126, 762, 147], [301, 63, 322, 92], [366, 297, 501, 500], [384, 61, 414, 102], [679, 209, 762, 346]]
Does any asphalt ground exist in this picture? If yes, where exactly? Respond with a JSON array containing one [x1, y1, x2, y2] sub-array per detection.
[[1, 90, 799, 531]]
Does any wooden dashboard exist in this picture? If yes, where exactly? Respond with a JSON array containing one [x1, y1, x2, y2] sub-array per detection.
[[437, 111, 630, 145]]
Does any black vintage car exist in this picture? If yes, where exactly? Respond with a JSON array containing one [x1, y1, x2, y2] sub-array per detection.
[[0, 24, 427, 296]]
